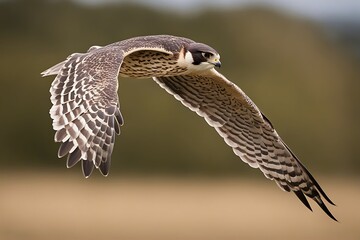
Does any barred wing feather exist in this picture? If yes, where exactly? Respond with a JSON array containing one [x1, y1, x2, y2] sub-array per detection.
[[42, 47, 124, 177], [153, 69, 336, 220]]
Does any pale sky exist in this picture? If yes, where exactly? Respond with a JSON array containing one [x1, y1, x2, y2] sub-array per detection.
[[73, 0, 360, 21]]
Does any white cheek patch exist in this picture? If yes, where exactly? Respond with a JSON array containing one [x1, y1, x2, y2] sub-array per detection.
[[184, 51, 194, 65], [177, 51, 193, 67], [178, 51, 214, 72], [196, 62, 214, 71]]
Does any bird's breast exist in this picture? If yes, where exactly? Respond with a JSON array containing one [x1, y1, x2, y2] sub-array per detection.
[[119, 50, 187, 78]]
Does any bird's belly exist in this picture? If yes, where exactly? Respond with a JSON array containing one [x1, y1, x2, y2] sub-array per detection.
[[119, 50, 187, 78]]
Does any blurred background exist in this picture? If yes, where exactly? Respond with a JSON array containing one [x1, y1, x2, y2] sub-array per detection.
[[0, 0, 359, 239]]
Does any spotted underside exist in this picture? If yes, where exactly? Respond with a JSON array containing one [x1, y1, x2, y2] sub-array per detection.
[[41, 36, 194, 178], [41, 35, 336, 221], [120, 50, 187, 78]]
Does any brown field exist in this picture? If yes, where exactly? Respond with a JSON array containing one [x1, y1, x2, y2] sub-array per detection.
[[0, 172, 359, 240]]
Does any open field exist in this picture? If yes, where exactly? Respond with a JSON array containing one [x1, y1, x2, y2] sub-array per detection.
[[0, 172, 359, 240]]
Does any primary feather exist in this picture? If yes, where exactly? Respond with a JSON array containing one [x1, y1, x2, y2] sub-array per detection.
[[42, 35, 336, 220]]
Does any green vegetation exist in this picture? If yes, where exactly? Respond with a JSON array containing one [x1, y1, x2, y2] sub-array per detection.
[[0, 0, 358, 175]]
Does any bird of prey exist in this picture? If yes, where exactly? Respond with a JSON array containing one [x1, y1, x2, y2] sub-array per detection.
[[42, 35, 336, 220]]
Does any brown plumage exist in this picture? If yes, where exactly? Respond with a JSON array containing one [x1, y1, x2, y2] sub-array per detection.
[[42, 35, 336, 220]]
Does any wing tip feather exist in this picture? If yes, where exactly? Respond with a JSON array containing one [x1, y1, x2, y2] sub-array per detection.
[[82, 159, 94, 178], [316, 198, 338, 222], [294, 190, 312, 212]]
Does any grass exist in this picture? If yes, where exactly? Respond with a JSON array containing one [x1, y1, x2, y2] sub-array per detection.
[[0, 172, 359, 240]]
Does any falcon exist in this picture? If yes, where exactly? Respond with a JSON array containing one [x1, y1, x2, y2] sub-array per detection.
[[42, 35, 336, 220]]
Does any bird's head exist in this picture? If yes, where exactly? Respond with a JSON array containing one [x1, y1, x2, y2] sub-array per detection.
[[183, 42, 221, 71]]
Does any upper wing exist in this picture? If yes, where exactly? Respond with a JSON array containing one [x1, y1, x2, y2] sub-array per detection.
[[42, 46, 124, 177], [42, 43, 177, 177], [153, 69, 336, 220]]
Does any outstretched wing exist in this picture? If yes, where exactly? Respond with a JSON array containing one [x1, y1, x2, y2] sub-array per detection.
[[42, 46, 124, 177], [153, 69, 336, 220]]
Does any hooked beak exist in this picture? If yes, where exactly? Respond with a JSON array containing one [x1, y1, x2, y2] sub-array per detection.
[[210, 59, 221, 68]]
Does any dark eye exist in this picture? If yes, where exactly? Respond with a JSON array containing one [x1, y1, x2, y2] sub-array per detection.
[[202, 52, 212, 59]]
